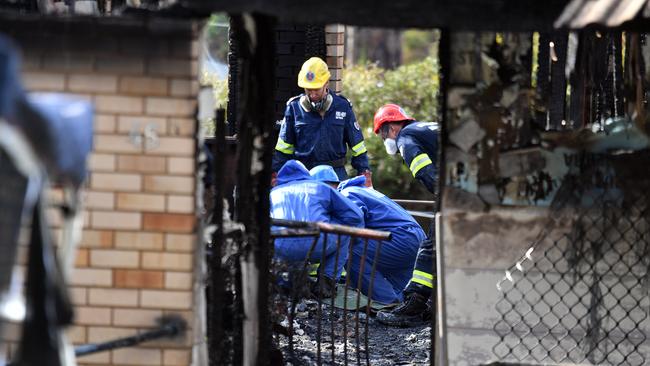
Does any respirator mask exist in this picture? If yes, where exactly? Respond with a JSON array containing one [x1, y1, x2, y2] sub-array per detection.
[[384, 138, 398, 155]]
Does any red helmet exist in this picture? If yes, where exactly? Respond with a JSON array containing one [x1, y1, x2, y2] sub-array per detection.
[[373, 104, 414, 134]]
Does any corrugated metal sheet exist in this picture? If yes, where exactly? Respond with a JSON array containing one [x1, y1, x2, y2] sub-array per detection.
[[555, 0, 647, 28]]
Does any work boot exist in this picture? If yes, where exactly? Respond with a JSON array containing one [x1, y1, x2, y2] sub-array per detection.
[[376, 292, 432, 327], [311, 276, 337, 299]]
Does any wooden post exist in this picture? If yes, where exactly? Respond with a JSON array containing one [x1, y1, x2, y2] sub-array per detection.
[[208, 109, 226, 365], [229, 13, 276, 366]]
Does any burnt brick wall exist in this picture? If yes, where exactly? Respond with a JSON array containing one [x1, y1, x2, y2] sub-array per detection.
[[228, 23, 344, 128], [274, 23, 308, 122]]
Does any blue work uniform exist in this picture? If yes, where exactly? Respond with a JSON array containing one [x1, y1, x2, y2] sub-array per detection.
[[339, 176, 426, 304], [270, 160, 363, 280], [396, 121, 439, 296], [272, 92, 370, 181]]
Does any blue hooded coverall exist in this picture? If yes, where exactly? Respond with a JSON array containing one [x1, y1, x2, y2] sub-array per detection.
[[270, 160, 364, 280], [396, 121, 439, 296], [272, 92, 370, 181], [339, 176, 426, 304]]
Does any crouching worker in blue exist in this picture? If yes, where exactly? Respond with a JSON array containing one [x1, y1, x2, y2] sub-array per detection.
[[271, 160, 363, 298], [311, 165, 425, 305]]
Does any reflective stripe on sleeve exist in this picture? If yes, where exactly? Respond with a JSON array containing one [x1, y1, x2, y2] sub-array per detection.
[[409, 153, 432, 177], [351, 141, 367, 157], [410, 269, 434, 288], [275, 138, 295, 154]]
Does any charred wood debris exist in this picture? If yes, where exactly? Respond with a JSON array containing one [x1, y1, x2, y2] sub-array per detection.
[[445, 31, 650, 207]]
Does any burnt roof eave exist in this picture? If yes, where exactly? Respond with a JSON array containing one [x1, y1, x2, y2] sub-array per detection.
[[178, 0, 569, 31], [3, 0, 650, 32], [0, 6, 207, 36], [0, 0, 568, 31]]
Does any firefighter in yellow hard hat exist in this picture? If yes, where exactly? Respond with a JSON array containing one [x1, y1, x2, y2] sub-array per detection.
[[272, 57, 372, 186]]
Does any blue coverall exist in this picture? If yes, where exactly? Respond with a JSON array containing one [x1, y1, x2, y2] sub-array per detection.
[[272, 92, 370, 181], [270, 160, 364, 280], [396, 121, 439, 296], [339, 176, 426, 304]]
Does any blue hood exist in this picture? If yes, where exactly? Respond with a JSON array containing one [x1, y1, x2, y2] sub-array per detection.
[[271, 159, 363, 228], [337, 175, 366, 191], [310, 165, 340, 183], [277, 160, 312, 186], [339, 177, 423, 233]]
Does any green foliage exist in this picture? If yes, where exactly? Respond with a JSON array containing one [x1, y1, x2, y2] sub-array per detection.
[[200, 70, 229, 136], [402, 29, 438, 65], [342, 56, 439, 199], [200, 13, 230, 137], [202, 71, 229, 109], [205, 13, 229, 62]]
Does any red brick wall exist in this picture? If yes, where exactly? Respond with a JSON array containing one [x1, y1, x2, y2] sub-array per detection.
[[325, 24, 345, 93], [1, 18, 201, 366]]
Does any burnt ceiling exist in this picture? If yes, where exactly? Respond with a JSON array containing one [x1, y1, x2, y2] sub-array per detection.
[[4, 0, 650, 32]]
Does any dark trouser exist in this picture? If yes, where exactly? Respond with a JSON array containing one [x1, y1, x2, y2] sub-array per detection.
[[331, 166, 348, 181], [403, 228, 436, 297], [303, 158, 348, 181]]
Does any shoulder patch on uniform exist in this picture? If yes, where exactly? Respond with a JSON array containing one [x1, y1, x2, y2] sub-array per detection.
[[286, 95, 301, 106]]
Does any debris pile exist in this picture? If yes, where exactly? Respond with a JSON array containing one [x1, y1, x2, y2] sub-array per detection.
[[276, 299, 432, 366]]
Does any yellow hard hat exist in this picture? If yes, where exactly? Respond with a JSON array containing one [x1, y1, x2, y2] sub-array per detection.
[[298, 57, 330, 89]]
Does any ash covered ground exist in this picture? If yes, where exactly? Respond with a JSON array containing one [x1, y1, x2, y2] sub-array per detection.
[[275, 299, 433, 366]]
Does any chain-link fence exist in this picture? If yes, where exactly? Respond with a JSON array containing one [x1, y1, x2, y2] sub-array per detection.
[[493, 151, 650, 365]]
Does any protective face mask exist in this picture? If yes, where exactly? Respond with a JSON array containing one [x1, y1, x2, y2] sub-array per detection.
[[384, 138, 398, 155], [310, 99, 325, 112], [311, 90, 332, 112]]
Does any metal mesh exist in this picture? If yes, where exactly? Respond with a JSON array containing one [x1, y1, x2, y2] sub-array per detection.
[[493, 151, 650, 365]]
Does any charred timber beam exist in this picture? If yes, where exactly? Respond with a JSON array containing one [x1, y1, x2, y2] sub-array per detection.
[[208, 109, 226, 365], [271, 218, 392, 241], [230, 13, 276, 366], [179, 0, 567, 31]]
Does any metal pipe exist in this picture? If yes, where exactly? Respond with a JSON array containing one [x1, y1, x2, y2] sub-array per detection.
[[435, 27, 449, 366], [343, 236, 355, 366], [316, 232, 327, 365], [75, 316, 186, 357], [288, 235, 321, 362], [365, 240, 383, 366], [271, 219, 391, 241], [331, 234, 343, 364], [270, 228, 321, 238], [407, 210, 436, 219], [392, 199, 436, 205], [435, 212, 448, 366], [355, 238, 369, 366]]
